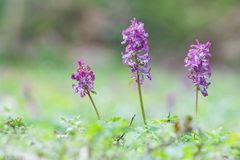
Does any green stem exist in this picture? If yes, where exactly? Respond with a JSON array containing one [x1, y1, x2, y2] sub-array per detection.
[[135, 55, 147, 125], [195, 87, 199, 117], [86, 90, 101, 120]]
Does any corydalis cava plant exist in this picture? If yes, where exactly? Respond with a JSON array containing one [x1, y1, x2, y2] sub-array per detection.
[[121, 18, 151, 125], [184, 40, 212, 116], [71, 60, 101, 120]]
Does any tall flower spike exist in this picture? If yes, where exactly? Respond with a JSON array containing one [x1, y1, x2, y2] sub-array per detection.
[[121, 18, 151, 125], [184, 40, 212, 96], [121, 18, 152, 84], [71, 60, 101, 120], [184, 40, 212, 116]]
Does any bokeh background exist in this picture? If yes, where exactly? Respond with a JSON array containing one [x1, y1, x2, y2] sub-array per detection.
[[0, 0, 240, 132]]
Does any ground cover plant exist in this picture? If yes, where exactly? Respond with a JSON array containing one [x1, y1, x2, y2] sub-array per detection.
[[0, 18, 240, 160], [1, 113, 240, 159]]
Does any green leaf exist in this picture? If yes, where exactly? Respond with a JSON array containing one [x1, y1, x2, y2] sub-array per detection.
[[129, 77, 135, 85], [91, 90, 97, 94]]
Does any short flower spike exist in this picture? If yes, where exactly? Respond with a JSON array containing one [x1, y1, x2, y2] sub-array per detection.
[[71, 60, 95, 97], [71, 60, 101, 120]]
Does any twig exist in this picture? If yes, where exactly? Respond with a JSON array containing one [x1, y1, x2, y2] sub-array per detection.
[[147, 142, 173, 153], [115, 114, 136, 143]]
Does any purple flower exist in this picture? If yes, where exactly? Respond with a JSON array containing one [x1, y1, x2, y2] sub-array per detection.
[[71, 60, 95, 97], [184, 40, 212, 96], [121, 18, 151, 84]]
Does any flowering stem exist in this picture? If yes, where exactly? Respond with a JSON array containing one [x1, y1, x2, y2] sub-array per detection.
[[195, 87, 199, 117], [86, 90, 101, 120], [135, 55, 147, 125]]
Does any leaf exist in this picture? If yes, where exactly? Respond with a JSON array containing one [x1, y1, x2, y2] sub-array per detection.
[[129, 77, 135, 85], [167, 112, 171, 121], [91, 90, 97, 94]]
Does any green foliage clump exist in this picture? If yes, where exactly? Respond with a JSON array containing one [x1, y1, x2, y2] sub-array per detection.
[[0, 114, 240, 159]]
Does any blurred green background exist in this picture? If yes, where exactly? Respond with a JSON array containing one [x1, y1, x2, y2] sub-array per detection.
[[0, 0, 240, 132]]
